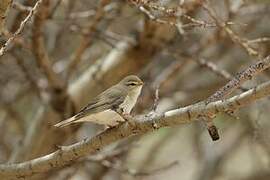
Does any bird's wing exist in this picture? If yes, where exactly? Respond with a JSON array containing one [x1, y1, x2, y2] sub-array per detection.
[[74, 87, 127, 120]]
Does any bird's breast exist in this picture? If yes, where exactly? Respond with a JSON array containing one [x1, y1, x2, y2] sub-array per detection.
[[120, 86, 142, 114]]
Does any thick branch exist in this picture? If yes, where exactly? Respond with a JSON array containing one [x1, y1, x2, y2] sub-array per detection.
[[1, 80, 270, 178]]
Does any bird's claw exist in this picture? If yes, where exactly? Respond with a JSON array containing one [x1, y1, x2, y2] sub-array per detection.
[[122, 113, 132, 121], [115, 110, 136, 127], [122, 114, 136, 127], [55, 144, 64, 150], [104, 124, 116, 130]]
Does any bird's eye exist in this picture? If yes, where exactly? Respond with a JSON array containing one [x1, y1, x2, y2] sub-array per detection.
[[128, 82, 137, 86]]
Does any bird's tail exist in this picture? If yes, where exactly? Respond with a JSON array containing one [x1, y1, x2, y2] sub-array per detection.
[[54, 116, 77, 128]]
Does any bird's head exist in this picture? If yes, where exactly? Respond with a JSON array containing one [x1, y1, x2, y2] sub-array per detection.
[[120, 75, 144, 91]]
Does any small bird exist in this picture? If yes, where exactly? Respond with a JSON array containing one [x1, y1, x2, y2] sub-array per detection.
[[54, 75, 143, 128]]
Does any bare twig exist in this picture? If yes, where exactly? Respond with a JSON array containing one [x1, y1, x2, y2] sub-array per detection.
[[0, 0, 44, 57], [152, 88, 159, 112], [150, 60, 187, 111], [196, 58, 247, 91], [206, 55, 270, 104], [204, 55, 270, 140], [247, 37, 270, 44], [133, 2, 215, 30], [12, 2, 32, 12], [197, 58, 233, 80], [202, 3, 259, 57]]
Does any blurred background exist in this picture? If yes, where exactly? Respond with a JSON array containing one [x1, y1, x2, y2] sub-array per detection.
[[0, 0, 270, 179]]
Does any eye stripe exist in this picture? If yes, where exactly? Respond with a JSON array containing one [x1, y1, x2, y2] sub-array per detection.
[[127, 82, 137, 86]]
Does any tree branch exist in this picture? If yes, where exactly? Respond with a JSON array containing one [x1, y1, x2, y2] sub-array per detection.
[[203, 54, 270, 140], [1, 79, 270, 178], [206, 55, 270, 104], [0, 0, 43, 57]]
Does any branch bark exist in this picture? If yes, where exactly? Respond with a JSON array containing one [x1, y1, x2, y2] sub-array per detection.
[[203, 55, 270, 140], [206, 55, 270, 104], [1, 79, 270, 179]]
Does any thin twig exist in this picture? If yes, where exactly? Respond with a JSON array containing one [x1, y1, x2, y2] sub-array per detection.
[[247, 37, 270, 44], [196, 58, 248, 92], [202, 3, 259, 57], [206, 55, 270, 104], [151, 88, 159, 112], [204, 55, 270, 140], [0, 0, 44, 57], [12, 2, 32, 12]]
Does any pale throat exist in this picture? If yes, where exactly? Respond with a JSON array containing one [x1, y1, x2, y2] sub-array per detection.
[[120, 85, 142, 114]]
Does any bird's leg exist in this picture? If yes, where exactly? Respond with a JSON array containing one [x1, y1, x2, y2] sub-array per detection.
[[116, 108, 135, 127], [116, 108, 135, 126], [104, 124, 115, 130], [121, 113, 133, 121], [55, 144, 64, 151]]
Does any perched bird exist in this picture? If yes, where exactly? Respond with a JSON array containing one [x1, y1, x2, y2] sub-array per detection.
[[54, 75, 143, 128]]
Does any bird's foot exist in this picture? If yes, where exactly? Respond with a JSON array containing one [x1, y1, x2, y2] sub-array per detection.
[[104, 124, 115, 130], [122, 113, 132, 121], [55, 144, 64, 150], [122, 113, 136, 127], [116, 111, 135, 127]]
